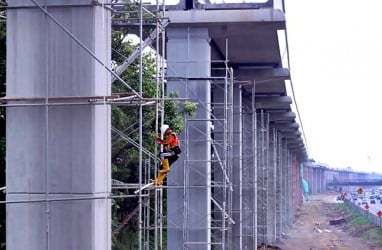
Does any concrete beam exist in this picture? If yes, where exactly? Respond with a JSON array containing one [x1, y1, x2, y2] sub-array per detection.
[[268, 111, 296, 122], [236, 68, 290, 82], [10, 0, 95, 7], [165, 9, 285, 29], [255, 95, 292, 109]]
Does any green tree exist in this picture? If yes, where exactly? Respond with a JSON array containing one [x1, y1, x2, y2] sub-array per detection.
[[0, 6, 197, 249], [110, 28, 197, 248]]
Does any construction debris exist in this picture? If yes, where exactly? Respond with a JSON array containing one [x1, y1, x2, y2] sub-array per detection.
[[329, 218, 345, 225]]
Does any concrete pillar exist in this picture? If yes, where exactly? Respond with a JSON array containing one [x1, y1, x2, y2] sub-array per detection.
[[317, 169, 320, 193], [211, 82, 241, 248], [275, 133, 282, 242], [322, 168, 327, 192], [280, 139, 288, 231], [256, 111, 269, 245], [267, 129, 276, 243], [312, 168, 316, 194], [6, 1, 111, 250], [291, 157, 299, 220], [242, 97, 255, 248], [232, 85, 243, 248], [316, 168, 320, 193], [315, 168, 319, 193], [210, 84, 226, 246], [166, 27, 211, 250], [303, 166, 309, 184], [308, 167, 313, 194], [286, 151, 293, 227]]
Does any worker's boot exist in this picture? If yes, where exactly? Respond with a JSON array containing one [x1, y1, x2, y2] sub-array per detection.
[[159, 158, 170, 173], [153, 172, 167, 186]]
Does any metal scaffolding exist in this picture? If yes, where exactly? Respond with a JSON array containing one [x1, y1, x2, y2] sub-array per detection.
[[1, 0, 169, 249], [240, 82, 257, 248], [162, 35, 235, 247], [108, 1, 169, 249], [256, 110, 269, 245], [209, 64, 234, 248], [2, 1, 308, 249]]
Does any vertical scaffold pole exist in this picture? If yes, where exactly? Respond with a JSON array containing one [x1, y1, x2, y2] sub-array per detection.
[[252, 80, 258, 249]]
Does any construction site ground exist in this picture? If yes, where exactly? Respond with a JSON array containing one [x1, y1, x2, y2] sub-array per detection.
[[275, 192, 382, 250]]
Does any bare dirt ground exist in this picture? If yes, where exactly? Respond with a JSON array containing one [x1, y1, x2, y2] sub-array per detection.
[[276, 192, 382, 250]]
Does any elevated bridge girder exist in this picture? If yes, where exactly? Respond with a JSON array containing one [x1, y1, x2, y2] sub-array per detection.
[[327, 179, 382, 187]]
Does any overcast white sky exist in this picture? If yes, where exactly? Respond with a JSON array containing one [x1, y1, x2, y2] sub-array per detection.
[[284, 0, 382, 173]]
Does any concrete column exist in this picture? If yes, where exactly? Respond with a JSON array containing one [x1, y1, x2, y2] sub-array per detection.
[[166, 27, 211, 250], [318, 169, 321, 193], [267, 129, 276, 243], [211, 84, 226, 246], [308, 167, 313, 194], [311, 167, 314, 193], [316, 168, 319, 193], [232, 85, 243, 248], [280, 139, 288, 232], [315, 168, 319, 193], [312, 168, 316, 194], [275, 133, 282, 242], [256, 111, 269, 245], [286, 151, 293, 227], [291, 157, 299, 220], [313, 168, 316, 193], [322, 168, 327, 192], [6, 1, 111, 250], [211, 82, 241, 248], [242, 98, 255, 248]]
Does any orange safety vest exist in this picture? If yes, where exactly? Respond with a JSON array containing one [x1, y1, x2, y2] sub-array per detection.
[[165, 132, 179, 151]]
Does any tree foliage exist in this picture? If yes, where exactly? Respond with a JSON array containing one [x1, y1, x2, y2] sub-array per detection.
[[110, 28, 197, 248], [0, 5, 198, 249]]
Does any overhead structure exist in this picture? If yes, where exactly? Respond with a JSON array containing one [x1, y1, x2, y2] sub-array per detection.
[[3, 0, 308, 249], [162, 0, 307, 248]]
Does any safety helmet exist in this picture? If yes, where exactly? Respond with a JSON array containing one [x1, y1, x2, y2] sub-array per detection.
[[160, 124, 170, 136]]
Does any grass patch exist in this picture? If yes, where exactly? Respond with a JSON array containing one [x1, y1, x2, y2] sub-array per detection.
[[363, 228, 382, 245], [338, 202, 382, 247], [336, 203, 348, 211], [336, 203, 372, 225], [350, 215, 372, 226], [335, 203, 361, 221]]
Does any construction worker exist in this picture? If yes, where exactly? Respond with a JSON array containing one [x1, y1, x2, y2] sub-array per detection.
[[152, 124, 181, 185]]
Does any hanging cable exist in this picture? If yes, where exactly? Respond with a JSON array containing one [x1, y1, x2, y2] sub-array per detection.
[[282, 4, 310, 157]]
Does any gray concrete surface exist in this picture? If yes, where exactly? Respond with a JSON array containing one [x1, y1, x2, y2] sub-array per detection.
[[6, 1, 111, 249]]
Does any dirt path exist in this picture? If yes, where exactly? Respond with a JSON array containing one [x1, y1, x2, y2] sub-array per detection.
[[277, 193, 382, 250]]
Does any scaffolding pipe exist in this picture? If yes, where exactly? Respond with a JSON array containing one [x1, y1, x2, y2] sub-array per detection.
[[211, 144, 231, 188], [265, 112, 270, 244], [42, 2, 51, 248], [30, 0, 143, 100], [227, 66, 234, 249], [272, 129, 277, 241], [182, 116, 189, 246], [4, 1, 308, 248], [111, 19, 169, 83], [138, 0, 144, 248], [252, 80, 258, 248], [111, 126, 159, 161], [211, 197, 235, 224], [6, 1, 168, 249]]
